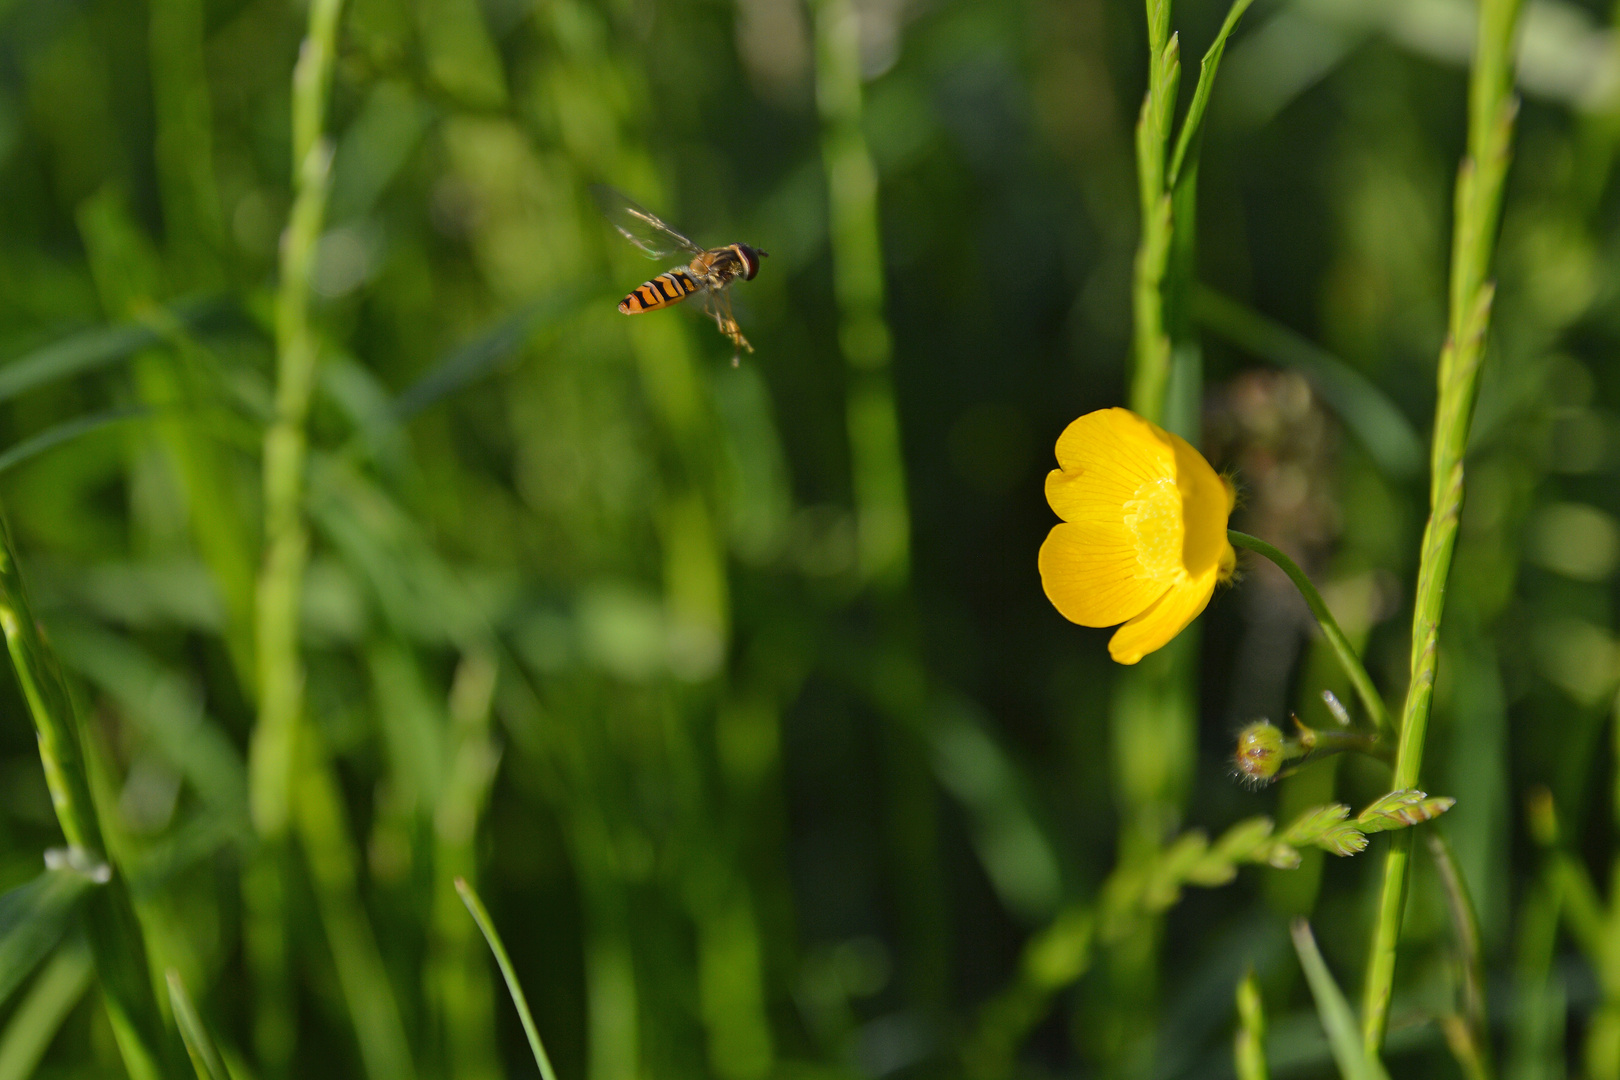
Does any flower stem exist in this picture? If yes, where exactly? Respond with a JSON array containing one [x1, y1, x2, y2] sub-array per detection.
[[1227, 530, 1390, 736], [1360, 0, 1524, 1051]]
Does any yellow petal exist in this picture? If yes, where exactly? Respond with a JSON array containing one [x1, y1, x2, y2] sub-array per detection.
[[1106, 567, 1220, 665], [1046, 409, 1176, 524], [1039, 522, 1169, 627], [1165, 429, 1234, 579]]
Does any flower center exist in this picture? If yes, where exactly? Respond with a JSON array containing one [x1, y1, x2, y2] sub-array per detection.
[[1123, 476, 1185, 583]]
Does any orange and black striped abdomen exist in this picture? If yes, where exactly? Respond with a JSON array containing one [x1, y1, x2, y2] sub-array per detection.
[[619, 269, 700, 314]]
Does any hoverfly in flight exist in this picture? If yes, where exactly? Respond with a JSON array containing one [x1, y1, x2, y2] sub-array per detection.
[[593, 185, 767, 362]]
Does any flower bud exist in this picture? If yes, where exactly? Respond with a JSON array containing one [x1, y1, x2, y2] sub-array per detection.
[[1233, 721, 1285, 785]]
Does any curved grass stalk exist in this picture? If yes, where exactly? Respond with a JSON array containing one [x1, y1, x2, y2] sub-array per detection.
[[1228, 531, 1390, 736], [456, 878, 561, 1080], [1360, 0, 1525, 1051]]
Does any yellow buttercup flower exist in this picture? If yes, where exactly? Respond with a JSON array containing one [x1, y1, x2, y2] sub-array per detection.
[[1038, 407, 1236, 665]]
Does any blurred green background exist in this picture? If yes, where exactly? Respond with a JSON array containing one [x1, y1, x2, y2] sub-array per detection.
[[0, 0, 1615, 1076]]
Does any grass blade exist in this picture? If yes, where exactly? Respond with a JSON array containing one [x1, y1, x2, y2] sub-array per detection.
[[1291, 919, 1390, 1080], [0, 406, 150, 476], [0, 300, 221, 406], [0, 939, 92, 1080], [1168, 0, 1257, 186], [0, 869, 96, 1007], [1194, 287, 1424, 478], [168, 969, 232, 1080], [456, 877, 560, 1080], [392, 290, 587, 421]]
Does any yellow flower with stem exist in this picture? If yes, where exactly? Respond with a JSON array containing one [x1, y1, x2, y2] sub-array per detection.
[[1039, 407, 1236, 664]]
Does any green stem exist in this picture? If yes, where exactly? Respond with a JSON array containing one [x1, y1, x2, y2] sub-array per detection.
[[248, 0, 343, 840], [811, 0, 909, 588], [1129, 8, 1179, 424], [1228, 531, 1390, 736], [245, 0, 345, 1070], [1361, 0, 1524, 1051]]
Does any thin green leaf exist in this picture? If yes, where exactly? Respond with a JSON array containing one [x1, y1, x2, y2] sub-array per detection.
[[0, 406, 150, 476], [168, 969, 232, 1080], [0, 300, 220, 406], [392, 290, 588, 420], [456, 877, 560, 1080], [1168, 0, 1257, 186], [0, 868, 96, 1007], [1291, 919, 1391, 1080], [0, 939, 92, 1080], [1196, 287, 1424, 478]]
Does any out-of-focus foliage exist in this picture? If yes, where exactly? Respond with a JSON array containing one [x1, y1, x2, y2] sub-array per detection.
[[0, 0, 1616, 1077]]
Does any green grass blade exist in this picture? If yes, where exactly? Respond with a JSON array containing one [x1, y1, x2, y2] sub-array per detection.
[[1168, 0, 1257, 186], [0, 939, 92, 1080], [1194, 287, 1424, 478], [168, 969, 232, 1080], [456, 877, 560, 1080], [0, 324, 159, 403], [0, 406, 150, 476], [1291, 919, 1390, 1080], [392, 290, 588, 421], [0, 300, 220, 406], [0, 869, 96, 1007]]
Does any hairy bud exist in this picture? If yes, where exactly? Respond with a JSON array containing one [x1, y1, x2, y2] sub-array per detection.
[[1233, 721, 1285, 785]]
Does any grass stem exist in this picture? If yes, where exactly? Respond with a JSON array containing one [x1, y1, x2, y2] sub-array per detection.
[[1360, 0, 1525, 1051]]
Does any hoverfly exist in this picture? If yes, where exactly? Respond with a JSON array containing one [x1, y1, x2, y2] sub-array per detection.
[[592, 185, 768, 361]]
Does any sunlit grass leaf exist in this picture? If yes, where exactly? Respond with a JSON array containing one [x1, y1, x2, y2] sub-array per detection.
[[0, 939, 91, 1080], [0, 868, 97, 1007], [1290, 919, 1391, 1080], [168, 969, 232, 1080], [456, 878, 560, 1080], [0, 406, 149, 476]]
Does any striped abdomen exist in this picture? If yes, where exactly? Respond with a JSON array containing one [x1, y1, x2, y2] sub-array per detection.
[[619, 268, 701, 314]]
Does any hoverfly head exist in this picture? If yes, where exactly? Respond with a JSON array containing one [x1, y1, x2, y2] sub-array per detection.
[[736, 244, 767, 280]]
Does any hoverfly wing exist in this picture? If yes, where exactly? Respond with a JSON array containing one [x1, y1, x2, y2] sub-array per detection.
[[591, 185, 704, 260]]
